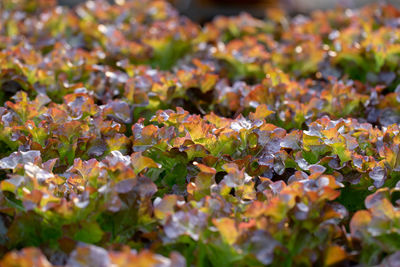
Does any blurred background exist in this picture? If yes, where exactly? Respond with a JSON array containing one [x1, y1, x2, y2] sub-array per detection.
[[59, 0, 400, 21], [169, 0, 400, 22]]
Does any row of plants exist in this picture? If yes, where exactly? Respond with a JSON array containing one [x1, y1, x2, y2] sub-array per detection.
[[1, 0, 400, 266]]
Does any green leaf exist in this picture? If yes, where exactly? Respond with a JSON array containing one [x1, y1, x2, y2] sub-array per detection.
[[164, 162, 187, 187], [337, 184, 370, 213], [73, 221, 104, 244]]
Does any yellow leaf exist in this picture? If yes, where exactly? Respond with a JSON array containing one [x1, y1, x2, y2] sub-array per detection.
[[350, 210, 372, 236], [213, 217, 239, 245], [0, 180, 16, 193], [154, 195, 178, 220], [131, 152, 160, 174], [324, 245, 347, 266], [249, 104, 274, 121]]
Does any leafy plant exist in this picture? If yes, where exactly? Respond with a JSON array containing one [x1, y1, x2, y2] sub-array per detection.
[[0, 1, 400, 266]]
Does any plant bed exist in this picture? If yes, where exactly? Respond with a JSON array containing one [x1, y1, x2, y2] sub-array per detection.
[[0, 0, 400, 266]]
